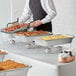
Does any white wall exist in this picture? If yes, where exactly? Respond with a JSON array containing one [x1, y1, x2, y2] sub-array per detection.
[[0, 0, 11, 28], [52, 0, 76, 35], [11, 0, 26, 22], [52, 0, 76, 48]]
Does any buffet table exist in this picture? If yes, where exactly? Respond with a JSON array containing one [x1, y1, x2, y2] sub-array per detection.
[[0, 40, 76, 76]]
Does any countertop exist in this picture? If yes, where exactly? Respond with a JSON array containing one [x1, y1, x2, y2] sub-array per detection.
[[0, 32, 76, 67], [0, 40, 75, 67]]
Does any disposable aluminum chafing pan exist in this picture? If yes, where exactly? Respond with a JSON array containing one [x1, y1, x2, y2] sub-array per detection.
[[0, 25, 30, 33], [15, 35, 35, 42], [14, 32, 52, 42], [34, 34, 74, 47], [0, 30, 52, 43], [0, 65, 31, 76]]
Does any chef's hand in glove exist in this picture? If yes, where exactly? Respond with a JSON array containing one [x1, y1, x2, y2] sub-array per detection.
[[30, 20, 42, 27]]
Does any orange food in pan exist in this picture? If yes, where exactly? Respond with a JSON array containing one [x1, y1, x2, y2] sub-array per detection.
[[0, 60, 27, 71], [0, 50, 6, 54], [2, 23, 29, 32], [15, 30, 48, 36]]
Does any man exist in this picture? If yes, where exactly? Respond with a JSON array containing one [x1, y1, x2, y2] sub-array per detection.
[[18, 0, 57, 32], [8, 0, 57, 44]]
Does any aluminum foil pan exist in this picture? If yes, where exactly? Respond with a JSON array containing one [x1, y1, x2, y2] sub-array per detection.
[[14, 31, 52, 42], [34, 34, 74, 47], [0, 65, 31, 76]]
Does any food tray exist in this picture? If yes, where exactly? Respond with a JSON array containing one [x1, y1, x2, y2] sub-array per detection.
[[34, 34, 74, 47], [0, 25, 29, 33], [0, 65, 31, 76], [0, 23, 30, 33], [0, 51, 31, 76], [15, 35, 35, 42], [0, 31, 13, 34], [0, 30, 52, 42], [14, 33, 52, 42]]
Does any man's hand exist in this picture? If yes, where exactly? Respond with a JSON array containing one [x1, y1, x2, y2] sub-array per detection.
[[30, 20, 42, 27]]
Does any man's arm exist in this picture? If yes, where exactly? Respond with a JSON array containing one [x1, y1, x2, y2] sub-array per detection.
[[30, 0, 57, 27], [18, 0, 32, 24], [41, 0, 57, 24]]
